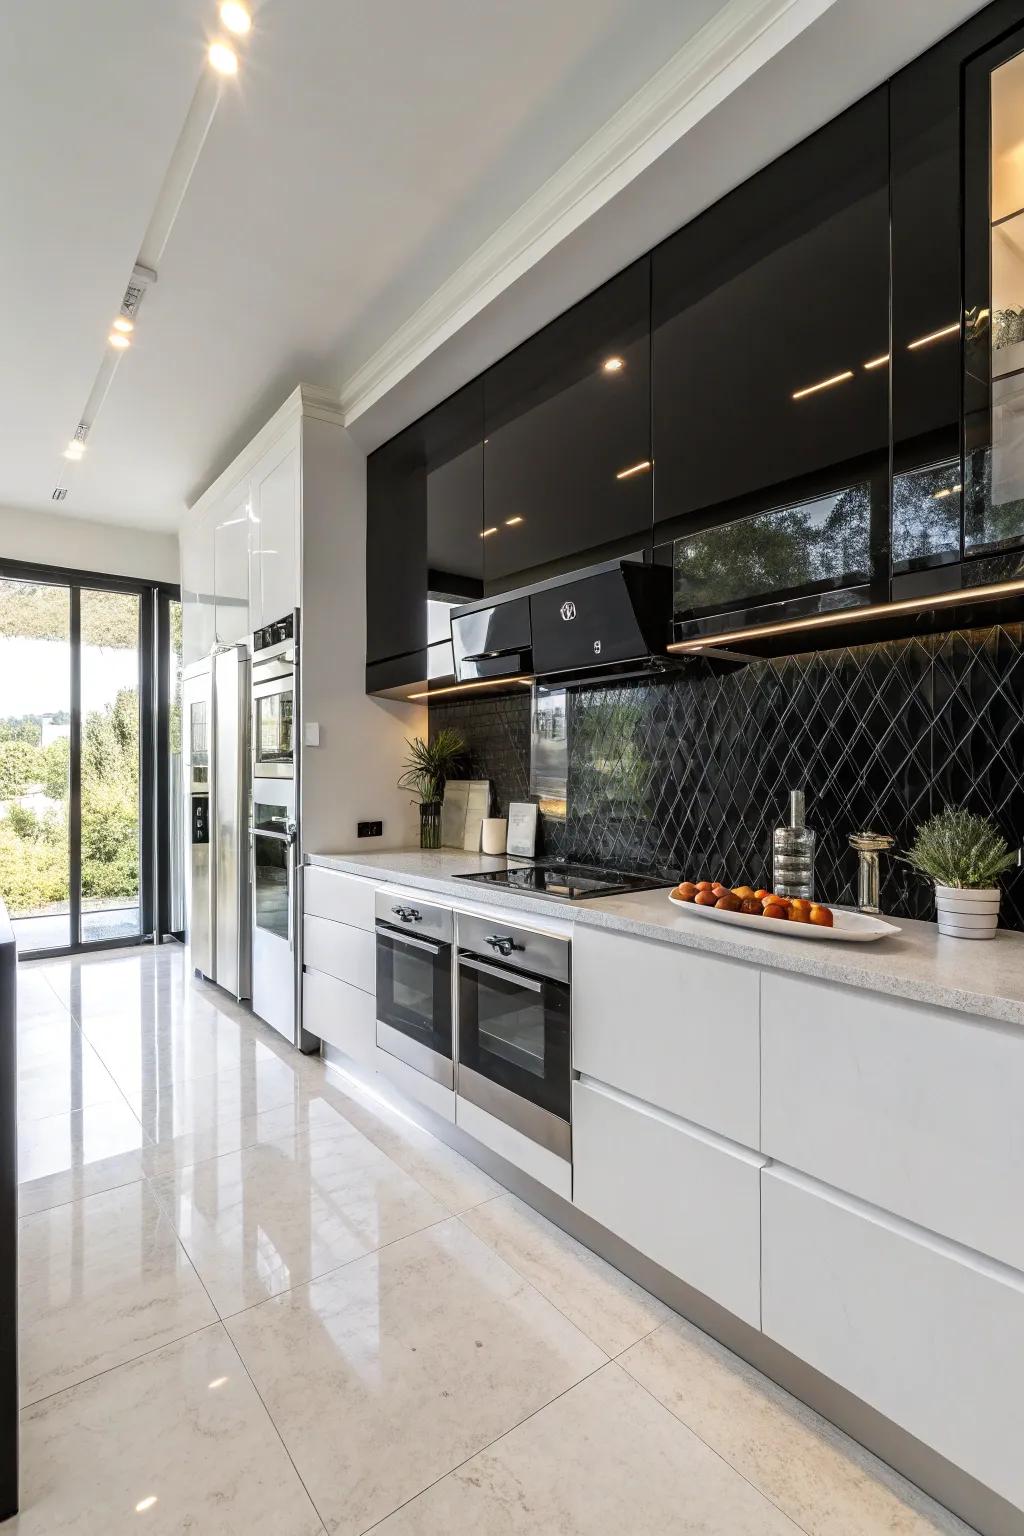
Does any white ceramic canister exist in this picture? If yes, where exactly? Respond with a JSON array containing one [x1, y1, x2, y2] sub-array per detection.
[[934, 885, 1000, 940], [481, 818, 508, 856]]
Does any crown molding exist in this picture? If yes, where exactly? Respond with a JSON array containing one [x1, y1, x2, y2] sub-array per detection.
[[339, 0, 836, 427], [186, 383, 344, 520]]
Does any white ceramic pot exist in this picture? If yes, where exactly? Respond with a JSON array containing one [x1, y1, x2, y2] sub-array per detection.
[[481, 817, 508, 856], [934, 885, 1000, 940]]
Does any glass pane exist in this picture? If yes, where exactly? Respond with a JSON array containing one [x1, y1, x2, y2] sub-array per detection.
[[975, 48, 1024, 551], [476, 973, 547, 1079], [256, 692, 293, 764], [0, 579, 71, 950], [253, 835, 289, 938], [80, 589, 141, 942]]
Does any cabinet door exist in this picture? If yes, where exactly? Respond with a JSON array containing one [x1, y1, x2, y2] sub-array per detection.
[[366, 381, 483, 669], [254, 442, 299, 626], [653, 90, 889, 622], [181, 506, 215, 663], [482, 258, 651, 598], [213, 484, 251, 645], [963, 24, 1024, 569]]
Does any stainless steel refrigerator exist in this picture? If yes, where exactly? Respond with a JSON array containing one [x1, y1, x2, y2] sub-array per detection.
[[182, 645, 251, 1001]]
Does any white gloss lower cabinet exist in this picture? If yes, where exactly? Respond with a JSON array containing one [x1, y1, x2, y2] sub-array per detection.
[[302, 914, 375, 995], [572, 1079, 764, 1327], [572, 926, 760, 1146], [304, 867, 375, 933], [761, 1167, 1024, 1511], [303, 967, 375, 1070]]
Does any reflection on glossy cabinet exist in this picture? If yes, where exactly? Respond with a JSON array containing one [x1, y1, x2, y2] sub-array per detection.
[[483, 259, 651, 597], [213, 485, 251, 645], [653, 89, 890, 619], [252, 442, 299, 628]]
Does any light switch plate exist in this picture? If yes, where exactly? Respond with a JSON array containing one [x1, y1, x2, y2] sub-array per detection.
[[304, 722, 320, 747]]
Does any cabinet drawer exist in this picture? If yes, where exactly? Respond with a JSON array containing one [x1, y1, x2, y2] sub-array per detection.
[[761, 971, 1024, 1270], [572, 1079, 764, 1327], [302, 914, 374, 994], [762, 1167, 1024, 1510], [303, 968, 375, 1069], [303, 867, 375, 933], [572, 926, 759, 1145]]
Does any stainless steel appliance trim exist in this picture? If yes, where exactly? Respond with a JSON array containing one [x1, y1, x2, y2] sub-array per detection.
[[376, 1018, 454, 1087], [250, 827, 296, 845], [456, 911, 569, 983], [376, 924, 444, 957], [374, 890, 453, 943], [459, 954, 542, 992], [252, 670, 295, 699], [457, 1065, 571, 1161]]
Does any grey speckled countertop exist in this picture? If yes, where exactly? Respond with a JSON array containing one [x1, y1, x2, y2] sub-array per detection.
[[307, 849, 1024, 1028]]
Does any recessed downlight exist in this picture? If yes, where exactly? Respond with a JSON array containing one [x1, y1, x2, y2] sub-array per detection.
[[112, 316, 134, 334], [219, 1, 252, 34], [208, 39, 239, 75], [602, 356, 625, 373], [108, 331, 131, 350]]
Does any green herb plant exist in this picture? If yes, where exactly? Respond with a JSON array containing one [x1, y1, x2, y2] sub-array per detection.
[[396, 730, 467, 805], [903, 808, 1018, 889]]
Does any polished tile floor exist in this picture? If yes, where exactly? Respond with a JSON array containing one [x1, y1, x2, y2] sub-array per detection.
[[11, 946, 973, 1534]]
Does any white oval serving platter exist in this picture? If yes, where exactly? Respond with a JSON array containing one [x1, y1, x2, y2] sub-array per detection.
[[667, 891, 900, 942]]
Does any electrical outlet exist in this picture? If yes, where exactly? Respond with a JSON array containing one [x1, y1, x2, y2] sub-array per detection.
[[357, 820, 383, 839]]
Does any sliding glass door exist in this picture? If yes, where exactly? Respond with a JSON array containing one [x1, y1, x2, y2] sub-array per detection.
[[0, 564, 178, 956]]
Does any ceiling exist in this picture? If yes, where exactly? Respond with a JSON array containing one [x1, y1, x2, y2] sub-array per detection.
[[0, 0, 993, 534]]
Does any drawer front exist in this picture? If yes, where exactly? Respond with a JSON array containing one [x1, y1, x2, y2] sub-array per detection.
[[302, 913, 375, 994], [572, 925, 759, 1145], [761, 971, 1024, 1270], [304, 866, 375, 932], [572, 1079, 763, 1327], [303, 967, 375, 1068], [762, 1168, 1024, 1509]]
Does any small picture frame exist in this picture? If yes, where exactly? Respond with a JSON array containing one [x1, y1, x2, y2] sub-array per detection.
[[506, 801, 539, 859]]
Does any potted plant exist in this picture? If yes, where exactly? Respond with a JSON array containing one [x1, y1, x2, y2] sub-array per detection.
[[904, 808, 1018, 939], [397, 730, 467, 849]]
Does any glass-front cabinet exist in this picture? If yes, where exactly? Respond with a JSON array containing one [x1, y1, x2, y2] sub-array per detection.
[[653, 89, 890, 640], [963, 25, 1024, 575]]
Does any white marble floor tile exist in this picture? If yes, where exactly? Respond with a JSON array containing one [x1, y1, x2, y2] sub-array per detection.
[[619, 1317, 973, 1536], [317, 1066, 502, 1213], [17, 1031, 126, 1124], [125, 1051, 314, 1130], [83, 1009, 282, 1101], [17, 1098, 149, 1216], [19, 1180, 217, 1405], [151, 1130, 449, 1317], [461, 1193, 671, 1356], [226, 1217, 606, 1536], [373, 1361, 802, 1535], [16, 1325, 325, 1535]]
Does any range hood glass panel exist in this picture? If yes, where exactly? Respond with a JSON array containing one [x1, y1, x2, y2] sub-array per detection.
[[530, 565, 669, 675], [452, 595, 532, 681]]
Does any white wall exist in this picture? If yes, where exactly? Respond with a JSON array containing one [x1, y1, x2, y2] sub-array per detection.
[[300, 415, 425, 854], [0, 505, 180, 585]]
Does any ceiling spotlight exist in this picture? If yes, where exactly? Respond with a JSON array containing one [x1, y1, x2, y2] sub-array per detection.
[[208, 39, 239, 75], [219, 1, 252, 34], [112, 316, 134, 334], [108, 331, 131, 350], [63, 441, 85, 461], [602, 356, 625, 373]]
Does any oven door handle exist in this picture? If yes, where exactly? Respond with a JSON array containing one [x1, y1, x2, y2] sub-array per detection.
[[377, 925, 444, 957], [459, 955, 543, 993]]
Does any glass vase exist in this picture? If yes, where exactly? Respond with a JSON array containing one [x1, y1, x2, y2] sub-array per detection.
[[419, 800, 442, 850]]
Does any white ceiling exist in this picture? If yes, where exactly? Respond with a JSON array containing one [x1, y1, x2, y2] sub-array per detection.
[[0, 0, 993, 533]]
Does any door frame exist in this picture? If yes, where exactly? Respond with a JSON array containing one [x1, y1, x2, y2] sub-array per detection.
[[0, 558, 180, 958]]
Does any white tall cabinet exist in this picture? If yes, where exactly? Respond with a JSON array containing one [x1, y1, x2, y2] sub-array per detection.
[[179, 384, 425, 856]]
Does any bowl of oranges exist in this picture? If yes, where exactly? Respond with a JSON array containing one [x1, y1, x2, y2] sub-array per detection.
[[667, 882, 899, 942]]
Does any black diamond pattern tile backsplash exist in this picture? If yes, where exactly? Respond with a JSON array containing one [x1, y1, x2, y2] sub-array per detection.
[[430, 625, 1024, 929]]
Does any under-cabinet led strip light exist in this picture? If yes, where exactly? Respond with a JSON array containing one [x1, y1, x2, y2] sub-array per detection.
[[667, 577, 1024, 653], [407, 675, 534, 701]]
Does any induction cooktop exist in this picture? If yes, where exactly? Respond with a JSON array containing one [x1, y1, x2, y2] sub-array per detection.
[[454, 862, 671, 902]]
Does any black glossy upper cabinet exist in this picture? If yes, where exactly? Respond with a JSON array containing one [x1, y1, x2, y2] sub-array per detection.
[[366, 381, 483, 685], [482, 258, 651, 598], [653, 89, 890, 627]]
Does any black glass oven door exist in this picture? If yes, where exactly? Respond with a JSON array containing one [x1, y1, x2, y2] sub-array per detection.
[[375, 922, 452, 1072], [457, 953, 570, 1144]]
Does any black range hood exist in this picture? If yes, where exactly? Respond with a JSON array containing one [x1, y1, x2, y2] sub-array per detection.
[[451, 559, 672, 689]]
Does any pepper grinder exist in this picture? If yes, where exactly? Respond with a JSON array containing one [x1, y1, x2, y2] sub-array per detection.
[[848, 831, 895, 914]]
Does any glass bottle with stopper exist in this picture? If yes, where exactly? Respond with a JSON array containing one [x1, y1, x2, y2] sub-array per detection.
[[773, 790, 816, 899], [848, 831, 894, 914]]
